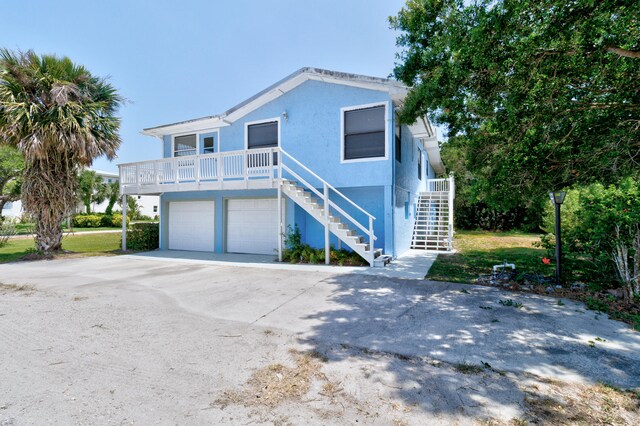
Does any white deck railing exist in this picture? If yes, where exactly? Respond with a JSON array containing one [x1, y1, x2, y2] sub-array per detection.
[[426, 178, 450, 192], [119, 148, 277, 194]]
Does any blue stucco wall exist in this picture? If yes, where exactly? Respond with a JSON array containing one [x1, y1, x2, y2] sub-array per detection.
[[299, 185, 391, 255], [392, 125, 435, 256]]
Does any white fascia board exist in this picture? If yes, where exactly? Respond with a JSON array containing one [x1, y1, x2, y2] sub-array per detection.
[[410, 116, 445, 175], [141, 117, 229, 138], [422, 136, 445, 175]]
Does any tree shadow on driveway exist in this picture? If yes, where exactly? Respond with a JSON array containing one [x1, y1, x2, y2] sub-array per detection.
[[297, 273, 640, 419]]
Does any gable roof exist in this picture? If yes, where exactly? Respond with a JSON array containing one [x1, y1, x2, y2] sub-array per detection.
[[141, 67, 445, 174], [141, 67, 408, 137]]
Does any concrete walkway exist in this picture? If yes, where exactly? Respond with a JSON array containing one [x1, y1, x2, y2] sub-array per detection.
[[126, 248, 438, 279], [11, 229, 121, 240]]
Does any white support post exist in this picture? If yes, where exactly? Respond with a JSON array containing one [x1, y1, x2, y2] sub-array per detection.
[[369, 216, 374, 267], [277, 157, 283, 262], [324, 183, 330, 265], [448, 172, 455, 251], [121, 194, 127, 252]]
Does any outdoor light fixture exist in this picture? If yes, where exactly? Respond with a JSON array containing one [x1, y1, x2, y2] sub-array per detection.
[[549, 190, 566, 205], [549, 190, 566, 284], [282, 111, 288, 121]]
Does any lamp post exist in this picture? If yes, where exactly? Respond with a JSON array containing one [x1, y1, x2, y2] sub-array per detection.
[[549, 191, 566, 285]]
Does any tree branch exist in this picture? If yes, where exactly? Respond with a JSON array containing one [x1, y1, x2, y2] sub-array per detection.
[[606, 46, 640, 59]]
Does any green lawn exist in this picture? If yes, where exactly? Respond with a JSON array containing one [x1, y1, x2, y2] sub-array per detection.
[[0, 232, 122, 263], [427, 230, 554, 283]]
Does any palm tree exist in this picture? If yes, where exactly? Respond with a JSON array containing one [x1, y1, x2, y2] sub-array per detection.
[[0, 49, 122, 251]]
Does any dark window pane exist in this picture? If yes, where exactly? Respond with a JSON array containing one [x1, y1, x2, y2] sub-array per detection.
[[418, 149, 422, 180], [344, 106, 385, 135], [203, 136, 215, 153], [344, 105, 386, 160], [344, 132, 385, 160], [248, 121, 278, 149], [175, 134, 197, 154]]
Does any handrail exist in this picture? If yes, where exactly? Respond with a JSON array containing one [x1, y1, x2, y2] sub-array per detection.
[[279, 148, 376, 221], [281, 163, 375, 239]]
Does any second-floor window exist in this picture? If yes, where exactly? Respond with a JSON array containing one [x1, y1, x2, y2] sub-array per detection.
[[174, 134, 197, 157], [418, 148, 423, 180], [343, 104, 386, 161], [247, 121, 278, 150], [247, 120, 279, 165]]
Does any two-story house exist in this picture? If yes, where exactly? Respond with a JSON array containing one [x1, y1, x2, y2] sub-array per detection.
[[119, 68, 454, 266]]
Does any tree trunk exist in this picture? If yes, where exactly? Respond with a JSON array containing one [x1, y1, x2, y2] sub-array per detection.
[[21, 157, 77, 252]]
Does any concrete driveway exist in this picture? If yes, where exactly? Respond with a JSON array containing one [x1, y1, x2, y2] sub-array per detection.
[[1, 255, 639, 424]]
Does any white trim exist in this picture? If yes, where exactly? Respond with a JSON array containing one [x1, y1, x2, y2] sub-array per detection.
[[244, 117, 281, 150], [340, 101, 389, 164], [171, 130, 220, 157]]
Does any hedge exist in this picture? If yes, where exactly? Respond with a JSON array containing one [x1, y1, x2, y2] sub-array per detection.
[[124, 222, 159, 251]]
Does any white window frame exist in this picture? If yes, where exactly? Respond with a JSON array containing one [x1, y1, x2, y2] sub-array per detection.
[[340, 101, 389, 164], [244, 117, 281, 150], [171, 129, 221, 157]]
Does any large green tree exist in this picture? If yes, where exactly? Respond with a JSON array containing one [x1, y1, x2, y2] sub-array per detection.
[[0, 145, 23, 219], [391, 0, 640, 208], [0, 50, 122, 251]]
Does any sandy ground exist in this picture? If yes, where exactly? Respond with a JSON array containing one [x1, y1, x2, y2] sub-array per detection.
[[0, 256, 639, 425]]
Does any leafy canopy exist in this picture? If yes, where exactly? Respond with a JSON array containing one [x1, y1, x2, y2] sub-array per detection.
[[391, 0, 640, 207]]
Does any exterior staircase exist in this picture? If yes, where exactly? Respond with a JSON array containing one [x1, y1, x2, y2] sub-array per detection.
[[281, 180, 386, 266], [411, 175, 454, 251]]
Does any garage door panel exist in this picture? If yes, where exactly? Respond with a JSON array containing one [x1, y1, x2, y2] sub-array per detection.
[[169, 201, 215, 252], [227, 198, 278, 255]]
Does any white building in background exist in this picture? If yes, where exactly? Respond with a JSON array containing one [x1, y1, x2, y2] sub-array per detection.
[[1, 169, 159, 220], [1, 200, 22, 219]]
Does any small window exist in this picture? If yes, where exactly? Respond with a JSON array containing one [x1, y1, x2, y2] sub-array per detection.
[[395, 120, 401, 163], [107, 178, 112, 183], [418, 148, 422, 180], [203, 136, 215, 154], [174, 134, 197, 157], [153, 206, 158, 213], [343, 105, 385, 160]]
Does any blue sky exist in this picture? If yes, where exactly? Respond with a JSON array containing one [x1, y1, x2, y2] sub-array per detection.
[[1, 0, 408, 173]]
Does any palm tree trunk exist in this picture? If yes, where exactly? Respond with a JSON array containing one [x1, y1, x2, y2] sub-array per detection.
[[22, 157, 77, 252]]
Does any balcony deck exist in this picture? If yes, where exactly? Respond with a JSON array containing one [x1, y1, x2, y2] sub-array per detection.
[[119, 148, 279, 195]]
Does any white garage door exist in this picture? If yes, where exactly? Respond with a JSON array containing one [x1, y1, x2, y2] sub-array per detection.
[[168, 201, 215, 252], [227, 198, 278, 255]]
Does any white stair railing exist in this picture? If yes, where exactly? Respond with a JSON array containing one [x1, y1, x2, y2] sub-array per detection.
[[279, 148, 377, 266]]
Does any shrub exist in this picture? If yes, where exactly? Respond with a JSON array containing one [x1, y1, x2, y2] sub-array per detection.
[[124, 222, 159, 251], [72, 214, 102, 228], [540, 178, 640, 299], [281, 225, 367, 266], [0, 220, 17, 248], [110, 213, 128, 228], [100, 215, 114, 227]]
